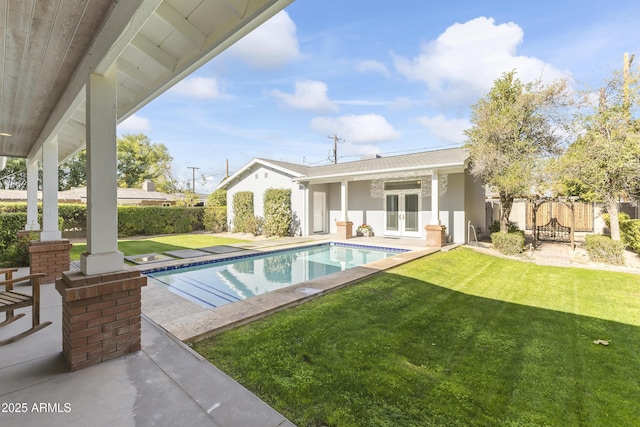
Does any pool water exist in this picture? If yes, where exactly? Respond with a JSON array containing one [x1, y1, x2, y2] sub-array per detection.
[[145, 243, 404, 308]]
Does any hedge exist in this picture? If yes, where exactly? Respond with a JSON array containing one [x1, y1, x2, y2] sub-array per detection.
[[204, 190, 227, 232], [585, 234, 626, 265], [620, 219, 640, 253], [491, 231, 525, 256], [263, 188, 292, 237], [232, 191, 257, 234], [117, 206, 204, 236]]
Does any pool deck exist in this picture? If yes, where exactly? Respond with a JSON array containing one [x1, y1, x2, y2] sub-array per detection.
[[140, 235, 443, 342], [1, 234, 444, 426]]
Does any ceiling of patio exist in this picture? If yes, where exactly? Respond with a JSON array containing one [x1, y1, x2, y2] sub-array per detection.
[[0, 0, 292, 163]]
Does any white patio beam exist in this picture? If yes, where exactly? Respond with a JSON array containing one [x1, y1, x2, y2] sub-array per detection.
[[340, 180, 349, 221], [81, 63, 123, 275], [431, 171, 440, 225], [40, 138, 61, 241], [25, 155, 40, 231]]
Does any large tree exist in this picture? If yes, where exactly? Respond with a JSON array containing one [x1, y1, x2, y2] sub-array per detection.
[[464, 70, 570, 232], [117, 133, 174, 190], [556, 66, 640, 241]]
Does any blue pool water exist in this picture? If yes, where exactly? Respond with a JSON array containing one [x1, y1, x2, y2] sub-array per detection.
[[145, 243, 405, 308]]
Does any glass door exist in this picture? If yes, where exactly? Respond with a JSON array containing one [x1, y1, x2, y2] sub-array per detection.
[[385, 192, 421, 237]]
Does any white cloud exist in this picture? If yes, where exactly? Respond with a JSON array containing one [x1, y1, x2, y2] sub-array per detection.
[[310, 114, 400, 143], [118, 114, 151, 133], [357, 60, 391, 78], [393, 17, 571, 107], [415, 115, 471, 144], [171, 76, 224, 99], [228, 11, 300, 69], [270, 80, 338, 113]]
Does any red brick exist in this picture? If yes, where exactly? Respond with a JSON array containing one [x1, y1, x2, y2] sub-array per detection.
[[102, 319, 129, 331], [69, 326, 101, 341], [102, 304, 129, 317], [117, 309, 140, 321], [102, 348, 129, 362], [70, 310, 102, 324], [87, 314, 117, 328], [116, 323, 141, 335], [86, 299, 116, 312], [86, 330, 117, 344]]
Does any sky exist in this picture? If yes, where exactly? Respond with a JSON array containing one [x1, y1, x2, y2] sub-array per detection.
[[116, 0, 640, 193]]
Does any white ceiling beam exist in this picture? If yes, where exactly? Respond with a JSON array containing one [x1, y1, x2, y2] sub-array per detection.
[[154, 2, 206, 48], [117, 58, 154, 86], [131, 33, 177, 71]]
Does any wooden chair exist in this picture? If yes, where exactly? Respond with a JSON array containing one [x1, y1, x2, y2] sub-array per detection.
[[0, 268, 51, 346]]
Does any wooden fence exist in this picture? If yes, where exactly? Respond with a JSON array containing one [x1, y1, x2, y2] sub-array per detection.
[[526, 201, 594, 232]]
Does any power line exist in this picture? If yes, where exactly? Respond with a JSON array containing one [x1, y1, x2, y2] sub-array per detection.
[[327, 133, 344, 164]]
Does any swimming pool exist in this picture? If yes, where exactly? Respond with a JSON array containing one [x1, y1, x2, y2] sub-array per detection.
[[145, 243, 406, 308]]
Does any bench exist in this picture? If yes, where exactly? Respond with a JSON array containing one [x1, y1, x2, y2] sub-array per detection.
[[0, 268, 50, 346], [536, 218, 571, 243]]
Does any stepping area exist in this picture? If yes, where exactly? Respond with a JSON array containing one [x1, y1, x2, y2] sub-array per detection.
[[164, 249, 211, 259], [124, 253, 174, 264], [198, 245, 245, 254]]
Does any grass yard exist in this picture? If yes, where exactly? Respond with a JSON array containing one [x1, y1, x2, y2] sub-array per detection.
[[69, 233, 250, 261], [193, 248, 640, 427]]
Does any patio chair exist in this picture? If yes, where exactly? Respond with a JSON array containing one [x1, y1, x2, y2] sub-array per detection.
[[0, 268, 51, 346]]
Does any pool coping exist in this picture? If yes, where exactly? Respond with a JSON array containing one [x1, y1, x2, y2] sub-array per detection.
[[140, 240, 446, 343]]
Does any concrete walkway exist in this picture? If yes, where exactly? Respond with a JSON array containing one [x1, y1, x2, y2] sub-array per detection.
[[0, 275, 295, 427]]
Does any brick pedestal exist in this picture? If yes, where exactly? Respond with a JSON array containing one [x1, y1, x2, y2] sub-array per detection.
[[55, 268, 147, 371], [28, 239, 72, 283], [425, 224, 447, 247], [336, 221, 353, 240]]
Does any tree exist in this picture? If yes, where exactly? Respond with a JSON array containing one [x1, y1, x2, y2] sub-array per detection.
[[556, 64, 640, 241], [116, 133, 174, 191], [59, 150, 87, 190], [0, 158, 28, 190], [464, 70, 570, 232]]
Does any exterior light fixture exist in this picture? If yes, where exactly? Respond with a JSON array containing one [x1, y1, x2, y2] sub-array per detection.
[[0, 132, 12, 137]]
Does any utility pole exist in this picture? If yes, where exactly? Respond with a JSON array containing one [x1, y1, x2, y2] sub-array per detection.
[[327, 133, 344, 164], [187, 166, 199, 193]]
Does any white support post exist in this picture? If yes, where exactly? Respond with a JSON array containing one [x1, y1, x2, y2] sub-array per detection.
[[431, 171, 440, 225], [340, 180, 349, 221], [80, 63, 124, 275], [40, 138, 61, 241], [25, 155, 40, 231]]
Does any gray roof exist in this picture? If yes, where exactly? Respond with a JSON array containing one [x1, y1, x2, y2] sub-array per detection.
[[220, 147, 469, 190], [302, 147, 469, 179]]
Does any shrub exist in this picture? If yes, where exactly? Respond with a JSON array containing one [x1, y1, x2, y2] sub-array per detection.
[[585, 234, 626, 265], [232, 191, 255, 233], [489, 220, 520, 233], [491, 231, 525, 256], [117, 206, 204, 236], [620, 219, 640, 253], [0, 213, 31, 252], [263, 188, 292, 237], [204, 190, 227, 232], [1, 231, 39, 267]]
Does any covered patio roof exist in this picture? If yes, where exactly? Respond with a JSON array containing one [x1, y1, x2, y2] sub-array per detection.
[[0, 0, 293, 163]]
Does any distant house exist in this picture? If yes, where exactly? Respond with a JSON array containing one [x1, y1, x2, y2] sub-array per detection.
[[0, 180, 178, 206], [217, 147, 486, 243]]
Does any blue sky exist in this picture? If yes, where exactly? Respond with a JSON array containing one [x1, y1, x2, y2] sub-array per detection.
[[116, 0, 640, 193]]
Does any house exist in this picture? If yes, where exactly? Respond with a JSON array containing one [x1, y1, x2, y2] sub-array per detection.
[[0, 181, 178, 206], [218, 147, 486, 244]]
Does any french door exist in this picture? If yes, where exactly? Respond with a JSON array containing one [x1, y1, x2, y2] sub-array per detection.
[[385, 192, 421, 238]]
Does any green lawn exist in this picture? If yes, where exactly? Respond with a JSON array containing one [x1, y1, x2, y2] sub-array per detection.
[[193, 248, 640, 427], [69, 234, 250, 261]]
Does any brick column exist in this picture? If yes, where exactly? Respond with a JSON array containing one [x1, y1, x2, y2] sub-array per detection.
[[336, 221, 353, 240], [425, 225, 446, 247], [56, 268, 147, 371], [28, 239, 72, 283]]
